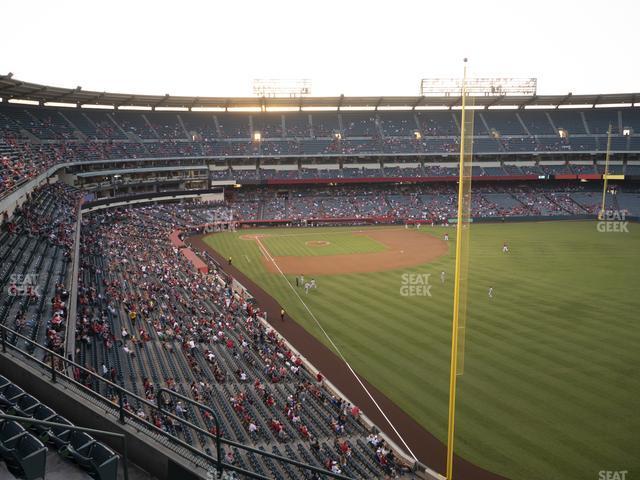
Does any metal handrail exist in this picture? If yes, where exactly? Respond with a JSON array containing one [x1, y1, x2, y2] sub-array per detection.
[[0, 323, 356, 480], [156, 387, 355, 479], [0, 325, 228, 469], [0, 413, 129, 480], [0, 324, 245, 477], [63, 200, 83, 363], [157, 388, 222, 478], [0, 177, 29, 202]]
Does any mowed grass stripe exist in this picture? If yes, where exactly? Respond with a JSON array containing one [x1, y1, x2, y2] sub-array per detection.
[[456, 387, 597, 473], [466, 311, 637, 396], [458, 344, 634, 459], [305, 276, 450, 366], [458, 327, 632, 416], [467, 295, 639, 369], [320, 269, 635, 411]]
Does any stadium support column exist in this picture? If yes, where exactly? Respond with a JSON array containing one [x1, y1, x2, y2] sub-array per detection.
[[446, 59, 474, 480]]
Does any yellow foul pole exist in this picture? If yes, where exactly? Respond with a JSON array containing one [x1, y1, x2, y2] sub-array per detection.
[[599, 124, 613, 219], [445, 59, 470, 480]]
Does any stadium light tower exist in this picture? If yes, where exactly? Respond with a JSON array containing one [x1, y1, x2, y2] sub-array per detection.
[[420, 76, 537, 97], [252, 79, 312, 98]]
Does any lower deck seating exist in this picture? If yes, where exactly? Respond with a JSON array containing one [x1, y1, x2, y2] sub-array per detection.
[[228, 182, 609, 222], [74, 206, 413, 479]]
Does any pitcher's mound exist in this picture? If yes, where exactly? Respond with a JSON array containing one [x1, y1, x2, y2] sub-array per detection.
[[306, 240, 331, 247]]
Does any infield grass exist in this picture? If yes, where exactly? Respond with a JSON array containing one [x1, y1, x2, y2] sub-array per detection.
[[204, 222, 640, 480], [258, 230, 387, 257]]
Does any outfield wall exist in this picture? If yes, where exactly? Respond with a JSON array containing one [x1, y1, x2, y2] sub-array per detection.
[[235, 214, 638, 228], [471, 214, 638, 223], [232, 214, 601, 229], [469, 214, 594, 223]]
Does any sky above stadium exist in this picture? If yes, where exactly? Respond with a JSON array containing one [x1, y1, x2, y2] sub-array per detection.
[[3, 0, 639, 98]]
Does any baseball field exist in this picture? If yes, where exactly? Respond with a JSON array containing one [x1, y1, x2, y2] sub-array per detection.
[[202, 221, 640, 480]]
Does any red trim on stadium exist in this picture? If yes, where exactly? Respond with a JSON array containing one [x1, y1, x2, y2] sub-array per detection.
[[258, 174, 541, 186]]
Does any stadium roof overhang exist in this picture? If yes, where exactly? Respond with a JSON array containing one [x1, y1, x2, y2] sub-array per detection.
[[1, 74, 639, 111]]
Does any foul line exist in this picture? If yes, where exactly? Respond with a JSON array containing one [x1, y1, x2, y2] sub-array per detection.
[[254, 237, 419, 462]]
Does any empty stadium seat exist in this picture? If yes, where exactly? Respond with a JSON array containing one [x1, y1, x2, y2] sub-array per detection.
[[0, 383, 124, 480], [30, 405, 57, 436], [1, 432, 47, 480], [74, 442, 119, 480], [45, 415, 74, 449], [10, 394, 41, 418], [0, 383, 25, 409], [60, 430, 96, 459], [0, 420, 26, 447]]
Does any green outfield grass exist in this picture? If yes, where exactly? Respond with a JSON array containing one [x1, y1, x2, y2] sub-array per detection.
[[259, 230, 387, 257], [204, 222, 640, 480]]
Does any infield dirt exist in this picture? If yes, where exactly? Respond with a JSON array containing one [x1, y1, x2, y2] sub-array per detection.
[[245, 229, 449, 275]]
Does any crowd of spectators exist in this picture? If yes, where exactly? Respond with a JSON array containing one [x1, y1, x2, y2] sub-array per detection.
[[72, 204, 411, 478], [1, 137, 61, 192], [1, 183, 80, 360], [0, 140, 634, 202], [2, 105, 638, 221], [225, 182, 607, 222], [13, 182, 80, 249]]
